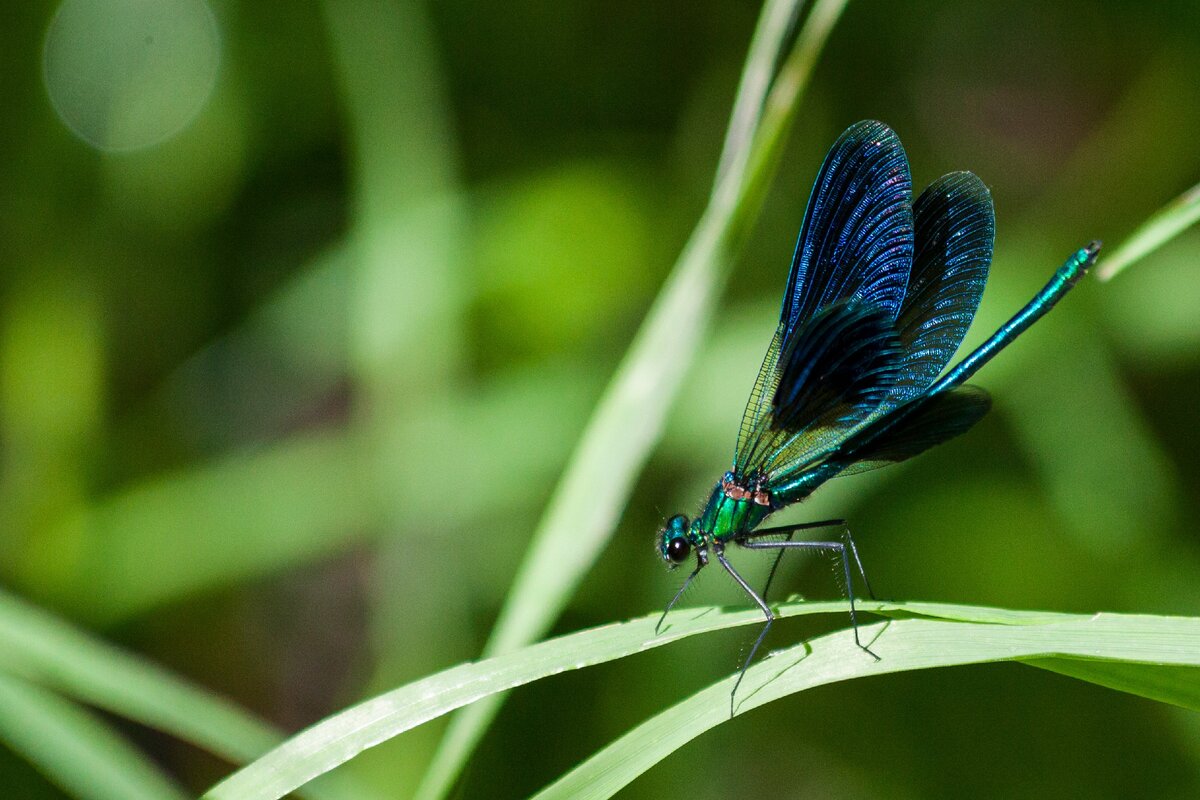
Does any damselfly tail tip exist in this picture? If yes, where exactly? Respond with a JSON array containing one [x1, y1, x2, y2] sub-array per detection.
[[1070, 241, 1101, 283]]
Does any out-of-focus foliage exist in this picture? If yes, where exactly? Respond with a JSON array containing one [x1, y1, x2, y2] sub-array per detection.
[[0, 0, 1197, 798]]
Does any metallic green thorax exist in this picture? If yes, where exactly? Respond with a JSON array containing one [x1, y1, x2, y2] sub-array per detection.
[[691, 472, 774, 544]]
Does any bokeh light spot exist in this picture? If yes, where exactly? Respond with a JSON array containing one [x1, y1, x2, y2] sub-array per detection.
[[43, 0, 220, 152]]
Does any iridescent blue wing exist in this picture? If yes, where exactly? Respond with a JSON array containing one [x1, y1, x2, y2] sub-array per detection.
[[735, 301, 903, 481], [834, 385, 992, 477], [807, 173, 992, 488], [772, 302, 901, 431], [733, 122, 915, 480], [781, 120, 914, 333], [887, 171, 994, 405], [782, 175, 994, 488], [771, 175, 995, 493]]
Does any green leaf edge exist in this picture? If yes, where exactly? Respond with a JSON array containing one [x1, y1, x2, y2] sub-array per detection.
[[0, 671, 188, 800], [0, 588, 378, 800], [201, 600, 1200, 800], [531, 612, 1200, 800], [415, 1, 851, 797]]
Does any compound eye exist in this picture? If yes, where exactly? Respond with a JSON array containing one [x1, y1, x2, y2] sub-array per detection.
[[666, 536, 691, 564]]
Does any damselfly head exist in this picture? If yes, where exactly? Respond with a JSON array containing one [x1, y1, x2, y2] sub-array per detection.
[[659, 514, 692, 567]]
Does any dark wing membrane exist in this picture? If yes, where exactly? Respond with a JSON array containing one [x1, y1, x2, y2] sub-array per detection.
[[735, 121, 914, 476], [889, 171, 994, 403], [735, 301, 901, 479], [835, 385, 992, 477], [773, 302, 901, 430], [781, 120, 915, 334]]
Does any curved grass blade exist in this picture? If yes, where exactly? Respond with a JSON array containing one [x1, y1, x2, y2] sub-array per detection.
[[0, 671, 187, 800], [1096, 180, 1200, 281], [414, 2, 850, 798], [531, 614, 1200, 800], [36, 432, 378, 624], [0, 589, 375, 800], [715, 0, 803, 186], [203, 600, 870, 800], [323, 0, 466, 389], [201, 600, 1175, 800]]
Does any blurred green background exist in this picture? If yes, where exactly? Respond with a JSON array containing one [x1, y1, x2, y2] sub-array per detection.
[[2, 0, 1199, 797]]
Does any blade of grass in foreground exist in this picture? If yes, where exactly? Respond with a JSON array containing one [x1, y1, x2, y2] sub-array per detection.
[[531, 614, 1200, 800], [200, 601, 1200, 800], [414, 2, 850, 797], [203, 599, 877, 800], [0, 589, 377, 800], [38, 432, 378, 625], [0, 671, 187, 800]]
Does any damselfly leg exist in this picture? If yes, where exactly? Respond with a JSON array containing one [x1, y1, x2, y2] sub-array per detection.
[[724, 520, 879, 715]]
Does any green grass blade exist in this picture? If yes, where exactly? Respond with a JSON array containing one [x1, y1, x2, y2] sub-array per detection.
[[531, 614, 1200, 800], [44, 361, 598, 623], [414, 3, 846, 797], [202, 600, 860, 800], [0, 671, 187, 800], [323, 0, 465, 389], [729, 0, 850, 237], [1026, 658, 1200, 712], [0, 589, 377, 800], [201, 600, 1142, 800], [714, 0, 803, 186], [411, 197, 731, 800], [1096, 180, 1200, 281], [32, 432, 377, 624]]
